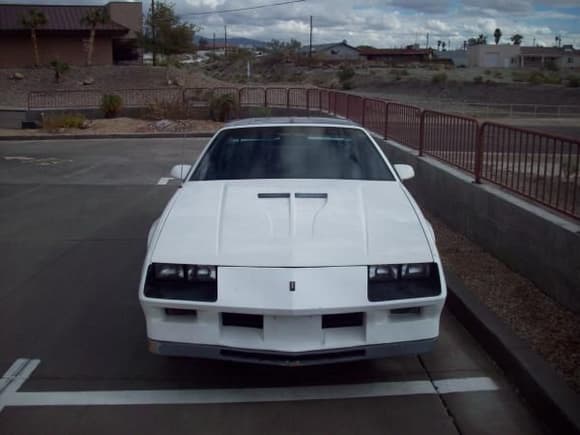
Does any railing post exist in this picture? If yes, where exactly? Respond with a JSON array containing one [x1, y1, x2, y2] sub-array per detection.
[[361, 99, 367, 127], [306, 89, 310, 113], [264, 88, 268, 108], [286, 88, 290, 110], [383, 102, 389, 139], [346, 94, 351, 120], [474, 122, 484, 184], [418, 110, 425, 156]]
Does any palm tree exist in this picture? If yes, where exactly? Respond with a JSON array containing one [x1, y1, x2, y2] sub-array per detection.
[[442, 41, 446, 51], [510, 34, 523, 45], [81, 7, 109, 66], [493, 28, 502, 45], [437, 40, 442, 51], [21, 9, 47, 67], [555, 35, 562, 47]]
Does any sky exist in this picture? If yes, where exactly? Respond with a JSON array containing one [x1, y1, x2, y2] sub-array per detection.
[[4, 0, 580, 49]]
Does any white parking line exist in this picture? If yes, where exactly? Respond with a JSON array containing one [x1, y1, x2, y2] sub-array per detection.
[[157, 177, 173, 185], [0, 359, 41, 412], [0, 359, 499, 410]]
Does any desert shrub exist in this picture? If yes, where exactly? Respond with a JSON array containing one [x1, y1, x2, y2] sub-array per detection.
[[251, 106, 272, 117], [493, 71, 503, 79], [544, 59, 559, 72], [544, 74, 562, 85], [527, 71, 546, 85], [511, 71, 530, 82], [431, 72, 447, 84], [484, 69, 492, 76], [101, 94, 123, 118], [337, 65, 355, 89], [209, 93, 239, 122], [145, 97, 196, 120], [42, 112, 86, 131], [567, 76, 580, 88], [49, 59, 69, 83], [473, 75, 484, 84]]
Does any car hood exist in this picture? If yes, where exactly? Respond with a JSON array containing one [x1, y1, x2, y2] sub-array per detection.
[[151, 179, 433, 267]]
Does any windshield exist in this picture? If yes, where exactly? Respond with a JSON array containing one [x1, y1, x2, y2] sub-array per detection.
[[190, 126, 395, 181]]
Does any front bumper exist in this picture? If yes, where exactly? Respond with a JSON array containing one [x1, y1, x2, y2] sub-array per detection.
[[148, 338, 437, 366]]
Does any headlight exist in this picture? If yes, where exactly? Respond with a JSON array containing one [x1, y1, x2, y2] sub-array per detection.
[[145, 263, 218, 302], [368, 262, 440, 301]]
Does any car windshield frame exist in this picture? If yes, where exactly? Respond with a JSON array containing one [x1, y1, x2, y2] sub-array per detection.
[[189, 125, 396, 182]]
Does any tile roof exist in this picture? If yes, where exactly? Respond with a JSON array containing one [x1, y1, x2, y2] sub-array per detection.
[[358, 48, 432, 56], [0, 3, 128, 33]]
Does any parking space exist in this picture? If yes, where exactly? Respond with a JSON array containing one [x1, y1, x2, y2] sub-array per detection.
[[0, 138, 548, 434]]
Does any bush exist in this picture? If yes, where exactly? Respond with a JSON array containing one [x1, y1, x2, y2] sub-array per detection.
[[544, 59, 559, 72], [42, 112, 86, 131], [527, 71, 546, 85], [251, 106, 272, 117], [49, 60, 69, 83], [493, 71, 503, 79], [484, 69, 492, 76], [511, 71, 529, 82], [101, 94, 123, 118], [145, 97, 195, 120], [431, 72, 447, 84], [209, 93, 239, 122], [337, 65, 355, 89], [567, 76, 580, 88], [473, 75, 483, 84]]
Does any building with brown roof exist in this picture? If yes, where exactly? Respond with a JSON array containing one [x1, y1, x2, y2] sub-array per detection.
[[0, 2, 142, 68], [358, 48, 433, 64]]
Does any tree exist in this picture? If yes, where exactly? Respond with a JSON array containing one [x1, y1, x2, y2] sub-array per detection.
[[442, 41, 446, 51], [139, 1, 199, 65], [437, 40, 442, 51], [49, 59, 69, 83], [555, 35, 562, 47], [511, 34, 523, 45], [81, 7, 109, 66], [21, 9, 47, 67], [493, 28, 502, 45], [477, 34, 487, 45]]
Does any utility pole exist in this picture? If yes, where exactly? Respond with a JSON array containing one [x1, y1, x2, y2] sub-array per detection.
[[309, 16, 313, 58], [426, 33, 429, 49], [213, 32, 216, 52], [224, 25, 228, 57], [151, 0, 156, 66]]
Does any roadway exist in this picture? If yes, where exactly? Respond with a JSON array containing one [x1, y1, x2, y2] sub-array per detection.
[[0, 137, 548, 434]]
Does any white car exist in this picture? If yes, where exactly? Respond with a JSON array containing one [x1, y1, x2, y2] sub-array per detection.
[[140, 117, 446, 365]]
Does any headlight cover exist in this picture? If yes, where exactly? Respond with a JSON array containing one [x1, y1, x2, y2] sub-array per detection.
[[145, 263, 217, 301], [368, 262, 441, 301]]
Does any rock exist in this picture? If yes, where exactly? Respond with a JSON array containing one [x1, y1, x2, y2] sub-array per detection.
[[175, 78, 185, 87], [167, 80, 173, 86], [154, 119, 173, 130], [11, 72, 24, 80], [80, 120, 91, 129], [83, 77, 95, 85]]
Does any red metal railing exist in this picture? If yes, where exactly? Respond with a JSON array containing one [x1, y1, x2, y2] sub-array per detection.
[[26, 86, 580, 219], [479, 122, 579, 217], [422, 110, 479, 173], [386, 102, 422, 150]]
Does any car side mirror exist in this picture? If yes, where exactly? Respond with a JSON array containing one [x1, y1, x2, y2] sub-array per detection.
[[170, 164, 192, 181], [393, 164, 415, 181]]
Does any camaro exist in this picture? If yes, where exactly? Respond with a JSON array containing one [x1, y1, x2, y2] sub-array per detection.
[[139, 117, 446, 365]]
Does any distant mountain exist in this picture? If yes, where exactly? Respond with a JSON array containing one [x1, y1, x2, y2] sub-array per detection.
[[195, 35, 267, 48]]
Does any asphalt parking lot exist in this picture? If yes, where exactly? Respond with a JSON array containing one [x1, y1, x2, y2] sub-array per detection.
[[0, 137, 548, 434]]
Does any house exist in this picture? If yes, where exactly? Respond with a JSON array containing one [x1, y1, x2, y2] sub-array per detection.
[[435, 50, 468, 67], [467, 44, 580, 69], [467, 44, 520, 68], [298, 41, 360, 60], [358, 48, 433, 64], [0, 2, 142, 68], [519, 46, 580, 69]]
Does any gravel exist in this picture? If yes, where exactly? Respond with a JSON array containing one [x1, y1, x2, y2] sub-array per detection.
[[428, 213, 580, 393]]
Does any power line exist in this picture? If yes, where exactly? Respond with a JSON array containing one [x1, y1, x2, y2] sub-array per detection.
[[180, 0, 305, 17]]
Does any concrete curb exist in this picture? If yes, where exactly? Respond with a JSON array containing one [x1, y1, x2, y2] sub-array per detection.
[[445, 269, 580, 435], [0, 132, 215, 141]]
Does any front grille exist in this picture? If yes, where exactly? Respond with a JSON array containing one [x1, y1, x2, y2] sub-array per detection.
[[322, 312, 364, 328], [222, 313, 264, 329], [220, 348, 365, 363]]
